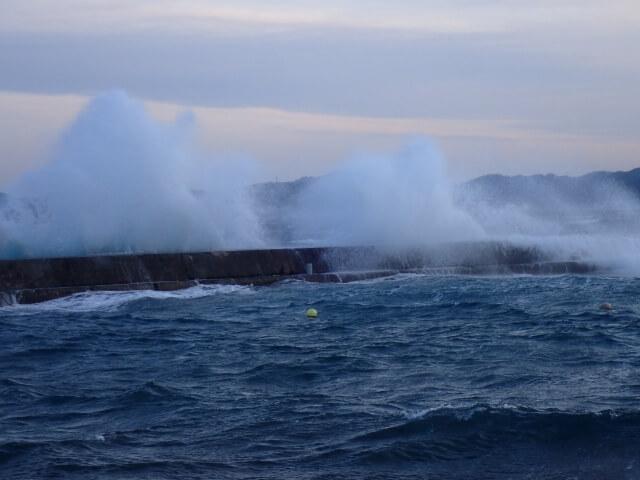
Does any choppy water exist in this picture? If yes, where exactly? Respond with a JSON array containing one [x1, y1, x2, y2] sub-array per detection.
[[2, 275, 640, 479]]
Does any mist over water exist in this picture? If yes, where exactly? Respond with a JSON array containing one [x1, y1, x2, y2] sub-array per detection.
[[1, 91, 639, 271], [456, 171, 640, 272]]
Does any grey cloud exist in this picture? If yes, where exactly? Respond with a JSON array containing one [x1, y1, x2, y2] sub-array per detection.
[[1, 24, 639, 142]]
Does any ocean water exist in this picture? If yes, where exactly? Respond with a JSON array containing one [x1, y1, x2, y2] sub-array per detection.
[[1, 274, 640, 479]]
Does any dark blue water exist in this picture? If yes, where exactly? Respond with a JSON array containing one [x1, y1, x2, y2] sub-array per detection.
[[2, 275, 640, 479]]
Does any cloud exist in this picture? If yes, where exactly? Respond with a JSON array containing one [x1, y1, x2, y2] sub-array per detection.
[[2, 1, 639, 35], [1, 25, 638, 139], [0, 1, 639, 181]]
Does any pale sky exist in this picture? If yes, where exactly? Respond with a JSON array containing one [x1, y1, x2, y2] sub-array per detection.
[[1, 0, 639, 185]]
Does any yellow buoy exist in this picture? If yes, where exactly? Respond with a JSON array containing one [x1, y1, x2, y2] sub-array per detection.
[[306, 308, 318, 318]]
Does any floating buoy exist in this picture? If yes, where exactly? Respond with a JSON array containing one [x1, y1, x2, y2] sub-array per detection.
[[600, 303, 613, 311], [306, 308, 318, 318]]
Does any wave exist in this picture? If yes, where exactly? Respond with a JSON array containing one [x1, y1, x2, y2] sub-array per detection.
[[0, 283, 254, 314], [114, 381, 197, 407], [337, 405, 640, 464]]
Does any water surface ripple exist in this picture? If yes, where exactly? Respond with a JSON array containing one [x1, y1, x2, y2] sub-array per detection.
[[1, 275, 640, 479]]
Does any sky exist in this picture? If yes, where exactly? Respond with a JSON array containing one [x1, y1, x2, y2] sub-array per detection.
[[1, 0, 639, 185]]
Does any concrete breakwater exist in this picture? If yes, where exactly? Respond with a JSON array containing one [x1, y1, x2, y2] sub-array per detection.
[[0, 242, 597, 305]]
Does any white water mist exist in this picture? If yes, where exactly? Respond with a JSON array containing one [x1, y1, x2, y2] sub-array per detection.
[[281, 139, 483, 246], [456, 173, 640, 273], [2, 91, 639, 274], [0, 91, 263, 259]]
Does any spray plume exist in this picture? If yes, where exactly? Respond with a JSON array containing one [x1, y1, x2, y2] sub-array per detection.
[[0, 91, 263, 258], [1, 91, 640, 274]]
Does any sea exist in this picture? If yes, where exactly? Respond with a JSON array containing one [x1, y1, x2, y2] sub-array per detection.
[[1, 274, 640, 479]]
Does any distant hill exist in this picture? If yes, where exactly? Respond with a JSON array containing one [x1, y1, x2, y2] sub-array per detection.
[[2, 167, 639, 240], [4, 168, 638, 213], [250, 176, 317, 206], [461, 168, 640, 207], [250, 167, 640, 239], [251, 168, 640, 211], [455, 167, 640, 235], [249, 176, 320, 244]]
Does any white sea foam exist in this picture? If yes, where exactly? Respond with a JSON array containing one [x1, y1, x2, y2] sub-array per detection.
[[2, 284, 253, 314]]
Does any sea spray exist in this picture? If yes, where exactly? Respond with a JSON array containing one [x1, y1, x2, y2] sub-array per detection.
[[455, 173, 640, 272], [2, 90, 639, 272], [0, 100, 485, 258], [0, 91, 263, 259], [280, 139, 484, 246]]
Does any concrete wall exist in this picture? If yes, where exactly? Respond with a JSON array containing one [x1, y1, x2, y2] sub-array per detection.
[[0, 247, 338, 303], [0, 242, 597, 305]]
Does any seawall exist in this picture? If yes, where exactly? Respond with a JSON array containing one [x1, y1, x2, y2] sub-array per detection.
[[0, 242, 598, 305]]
